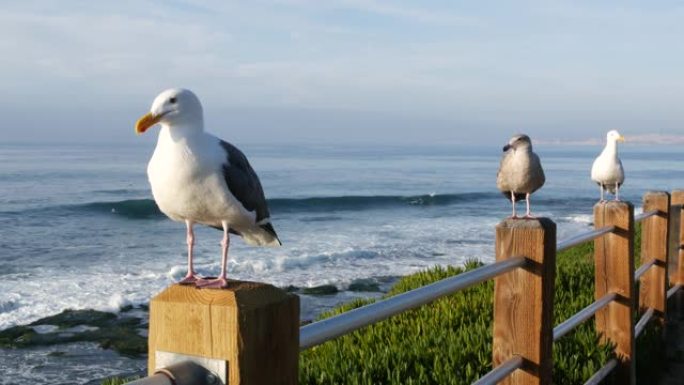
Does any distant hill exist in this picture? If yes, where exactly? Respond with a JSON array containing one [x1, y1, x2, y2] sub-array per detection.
[[539, 133, 684, 146]]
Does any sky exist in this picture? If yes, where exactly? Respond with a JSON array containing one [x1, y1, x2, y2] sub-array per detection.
[[2, 0, 684, 145]]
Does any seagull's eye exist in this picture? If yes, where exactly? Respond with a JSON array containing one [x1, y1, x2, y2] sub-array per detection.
[[169, 97, 177, 104]]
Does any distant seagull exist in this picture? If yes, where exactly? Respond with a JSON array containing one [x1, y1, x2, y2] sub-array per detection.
[[135, 88, 281, 289], [496, 134, 546, 218], [591, 130, 625, 201]]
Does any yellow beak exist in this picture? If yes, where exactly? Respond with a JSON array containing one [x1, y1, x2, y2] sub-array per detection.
[[135, 112, 162, 134], [618, 135, 625, 142]]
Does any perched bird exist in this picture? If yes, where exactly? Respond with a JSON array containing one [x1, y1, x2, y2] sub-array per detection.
[[496, 134, 546, 218], [591, 130, 625, 201], [135, 88, 280, 289]]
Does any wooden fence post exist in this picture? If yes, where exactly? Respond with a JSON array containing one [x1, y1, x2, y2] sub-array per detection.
[[639, 191, 670, 323], [148, 282, 300, 385], [493, 218, 556, 385], [671, 190, 684, 286], [593, 201, 635, 385]]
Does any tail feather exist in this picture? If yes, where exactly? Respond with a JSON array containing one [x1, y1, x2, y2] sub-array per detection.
[[208, 221, 281, 246]]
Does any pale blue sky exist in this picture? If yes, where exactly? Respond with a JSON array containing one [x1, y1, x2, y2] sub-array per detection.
[[2, 1, 683, 144]]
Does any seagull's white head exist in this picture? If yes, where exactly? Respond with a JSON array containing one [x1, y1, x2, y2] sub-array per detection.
[[503, 134, 533, 152], [606, 130, 625, 143], [135, 88, 204, 134]]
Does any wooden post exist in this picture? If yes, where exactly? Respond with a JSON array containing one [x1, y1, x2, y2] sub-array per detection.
[[593, 201, 635, 384], [671, 190, 684, 286], [493, 218, 556, 385], [639, 191, 670, 323], [148, 282, 299, 385]]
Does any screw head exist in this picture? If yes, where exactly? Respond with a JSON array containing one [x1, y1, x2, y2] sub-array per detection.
[[206, 373, 219, 385]]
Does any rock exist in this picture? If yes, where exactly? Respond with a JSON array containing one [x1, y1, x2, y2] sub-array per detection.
[[301, 284, 338, 295], [348, 279, 381, 292], [0, 308, 147, 357]]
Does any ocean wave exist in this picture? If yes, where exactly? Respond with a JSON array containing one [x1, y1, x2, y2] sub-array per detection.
[[81, 199, 163, 219], [268, 192, 501, 213], [3, 192, 501, 220]]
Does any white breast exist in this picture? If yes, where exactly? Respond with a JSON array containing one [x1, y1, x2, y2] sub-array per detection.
[[147, 129, 253, 227], [591, 151, 624, 185]]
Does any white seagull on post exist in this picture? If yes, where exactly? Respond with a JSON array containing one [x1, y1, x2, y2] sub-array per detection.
[[591, 130, 625, 202], [135, 88, 280, 289]]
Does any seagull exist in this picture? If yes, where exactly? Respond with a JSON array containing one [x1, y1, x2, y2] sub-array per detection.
[[496, 134, 546, 218], [135, 88, 281, 289], [591, 130, 625, 201]]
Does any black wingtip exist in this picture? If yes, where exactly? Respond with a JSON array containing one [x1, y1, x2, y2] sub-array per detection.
[[260, 222, 281, 245]]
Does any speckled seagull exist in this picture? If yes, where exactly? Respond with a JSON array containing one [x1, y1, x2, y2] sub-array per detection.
[[135, 88, 280, 289], [496, 134, 546, 218]]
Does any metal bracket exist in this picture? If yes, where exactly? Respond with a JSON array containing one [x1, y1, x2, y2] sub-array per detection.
[[155, 351, 227, 385]]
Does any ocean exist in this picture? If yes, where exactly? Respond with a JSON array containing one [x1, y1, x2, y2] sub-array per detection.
[[1, 141, 683, 384]]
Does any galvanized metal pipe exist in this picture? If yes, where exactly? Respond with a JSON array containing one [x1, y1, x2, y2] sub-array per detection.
[[557, 226, 616, 253], [635, 307, 655, 338], [583, 358, 618, 385], [471, 356, 524, 385], [634, 259, 657, 282], [126, 374, 172, 385], [553, 292, 617, 341], [125, 361, 218, 385], [668, 283, 683, 298], [635, 210, 659, 223], [299, 257, 527, 350]]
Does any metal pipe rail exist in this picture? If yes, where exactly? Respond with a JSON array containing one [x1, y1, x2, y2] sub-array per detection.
[[634, 259, 657, 282], [668, 284, 683, 299], [299, 256, 527, 350], [472, 356, 524, 385], [583, 358, 618, 385], [557, 225, 616, 253], [126, 361, 217, 385], [635, 210, 659, 223], [553, 292, 618, 341], [635, 308, 655, 338]]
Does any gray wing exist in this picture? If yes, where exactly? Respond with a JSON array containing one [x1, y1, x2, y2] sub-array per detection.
[[219, 141, 274, 229], [496, 150, 513, 191], [530, 152, 545, 191]]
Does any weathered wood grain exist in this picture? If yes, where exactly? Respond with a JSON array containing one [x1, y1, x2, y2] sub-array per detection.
[[671, 190, 684, 286], [493, 218, 556, 385], [148, 282, 299, 385], [639, 192, 670, 324], [594, 201, 635, 385]]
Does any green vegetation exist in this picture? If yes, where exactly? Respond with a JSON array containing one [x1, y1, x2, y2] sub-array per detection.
[[299, 225, 664, 384]]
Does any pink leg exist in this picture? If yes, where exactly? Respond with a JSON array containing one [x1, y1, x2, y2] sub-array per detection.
[[599, 184, 605, 202], [615, 183, 620, 201], [197, 221, 230, 289], [509, 191, 518, 219], [179, 220, 199, 284], [524, 193, 536, 218]]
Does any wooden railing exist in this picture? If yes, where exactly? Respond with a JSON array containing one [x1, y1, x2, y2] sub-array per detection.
[[129, 190, 684, 385]]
